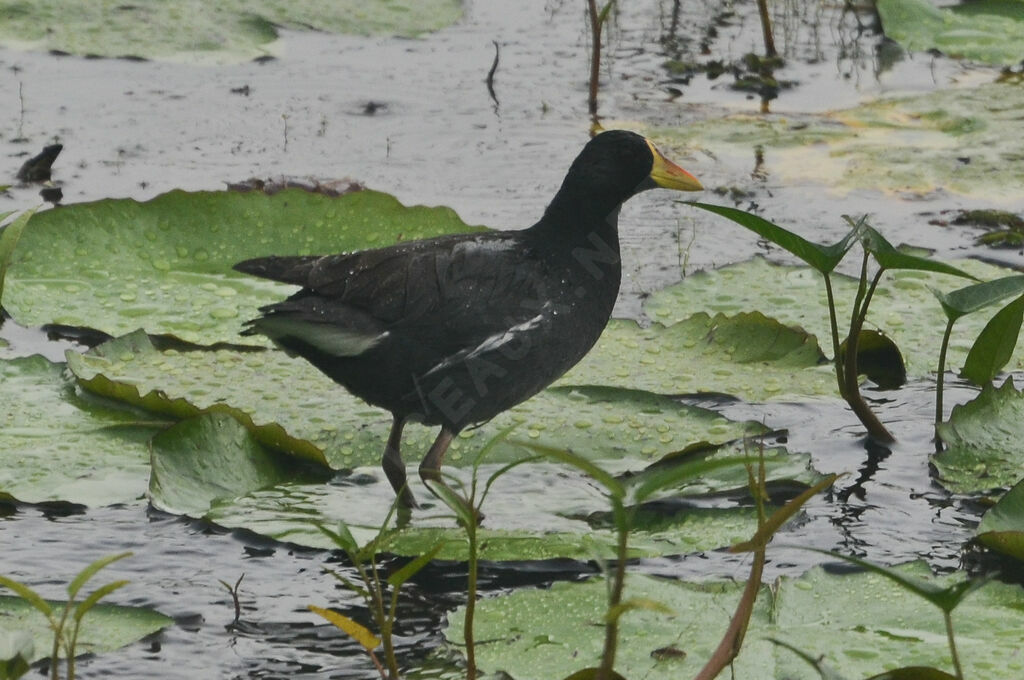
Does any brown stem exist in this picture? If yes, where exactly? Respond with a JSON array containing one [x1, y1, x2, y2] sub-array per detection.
[[843, 264, 895, 443], [755, 0, 777, 58], [587, 0, 602, 116]]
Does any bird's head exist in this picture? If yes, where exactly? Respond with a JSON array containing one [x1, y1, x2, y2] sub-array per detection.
[[555, 130, 702, 213]]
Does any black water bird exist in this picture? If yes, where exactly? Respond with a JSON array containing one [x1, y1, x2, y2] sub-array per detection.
[[234, 130, 702, 507]]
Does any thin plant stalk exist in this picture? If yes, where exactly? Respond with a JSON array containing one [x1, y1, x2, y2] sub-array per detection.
[[823, 273, 846, 394], [596, 499, 630, 680], [935, 319, 956, 444], [587, 0, 614, 116], [842, 254, 895, 442], [944, 610, 964, 680], [755, 0, 777, 58]]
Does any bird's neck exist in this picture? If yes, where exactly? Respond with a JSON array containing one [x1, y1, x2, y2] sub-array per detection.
[[531, 188, 624, 251]]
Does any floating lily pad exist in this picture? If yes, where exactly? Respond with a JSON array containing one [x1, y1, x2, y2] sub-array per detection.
[[445, 562, 1024, 679], [149, 412, 329, 517], [0, 596, 172, 664], [877, 0, 1024, 65], [67, 330, 772, 471], [149, 412, 775, 561], [3, 189, 484, 345], [645, 257, 1024, 378], [0, 1, 462, 63], [0, 355, 160, 506], [934, 379, 1024, 495], [562, 311, 834, 400], [976, 477, 1024, 563], [650, 82, 1024, 201]]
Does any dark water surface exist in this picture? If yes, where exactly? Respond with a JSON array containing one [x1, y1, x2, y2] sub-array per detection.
[[0, 1, 1020, 677]]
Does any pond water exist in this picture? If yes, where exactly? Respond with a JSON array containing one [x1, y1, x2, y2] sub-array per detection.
[[1, 1, 1022, 678]]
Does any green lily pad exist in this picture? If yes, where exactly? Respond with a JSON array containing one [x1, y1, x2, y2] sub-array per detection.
[[650, 82, 1024, 201], [934, 379, 1024, 495], [877, 0, 1024, 65], [645, 257, 1024, 378], [445, 562, 1024, 680], [0, 1, 462, 63], [0, 596, 172, 664], [67, 330, 770, 471], [149, 411, 329, 517], [976, 477, 1024, 563], [149, 412, 777, 561], [0, 355, 160, 506], [3, 189, 484, 345], [562, 311, 834, 400]]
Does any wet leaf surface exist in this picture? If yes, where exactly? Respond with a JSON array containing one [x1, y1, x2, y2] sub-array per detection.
[[877, 0, 1024, 65], [0, 355, 159, 506], [976, 477, 1024, 563], [148, 410, 780, 561], [934, 379, 1024, 495], [446, 563, 1024, 680], [3, 189, 484, 345], [0, 596, 172, 664], [645, 257, 1024, 378], [0, 1, 462, 63]]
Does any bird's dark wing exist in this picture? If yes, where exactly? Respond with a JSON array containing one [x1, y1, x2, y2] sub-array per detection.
[[235, 232, 552, 359]]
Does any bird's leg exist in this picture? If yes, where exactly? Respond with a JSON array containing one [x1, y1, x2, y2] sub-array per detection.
[[419, 427, 456, 485], [420, 428, 482, 522], [382, 416, 417, 508]]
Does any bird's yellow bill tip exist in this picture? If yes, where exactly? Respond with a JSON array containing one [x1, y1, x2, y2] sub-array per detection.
[[646, 139, 703, 192]]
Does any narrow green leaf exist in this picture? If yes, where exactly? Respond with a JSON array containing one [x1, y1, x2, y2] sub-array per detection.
[[932, 274, 1024, 321], [73, 580, 130, 622], [387, 542, 446, 589], [687, 201, 852, 273], [323, 569, 370, 600], [961, 294, 1024, 385], [308, 605, 381, 652], [731, 474, 839, 552], [514, 441, 625, 499], [316, 523, 360, 556], [861, 225, 976, 280], [424, 478, 476, 527], [606, 596, 674, 624], [66, 552, 132, 601], [0, 208, 37, 306], [0, 577, 51, 618]]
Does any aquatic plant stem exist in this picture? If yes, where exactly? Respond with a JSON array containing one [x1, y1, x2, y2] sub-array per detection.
[[597, 501, 629, 680], [944, 610, 965, 680], [843, 255, 895, 443], [935, 319, 955, 445], [755, 0, 777, 58], [587, 0, 602, 116], [587, 0, 615, 116], [465, 519, 478, 680], [824, 274, 846, 394]]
